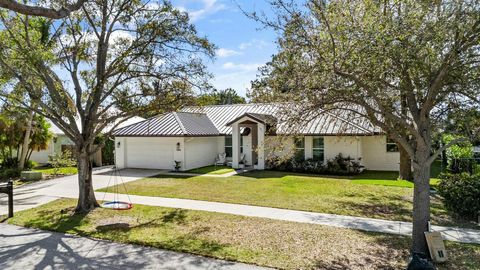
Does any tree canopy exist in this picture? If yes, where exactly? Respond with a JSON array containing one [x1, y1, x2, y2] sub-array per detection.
[[0, 0, 215, 212], [250, 0, 480, 255], [197, 88, 247, 106]]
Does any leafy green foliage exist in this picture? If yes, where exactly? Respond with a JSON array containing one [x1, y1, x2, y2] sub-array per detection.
[[102, 139, 115, 166], [0, 167, 21, 180], [48, 150, 76, 176], [267, 153, 363, 175], [443, 134, 474, 160], [197, 88, 246, 106], [438, 173, 480, 220]]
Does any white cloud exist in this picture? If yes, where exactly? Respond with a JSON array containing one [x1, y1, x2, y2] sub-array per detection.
[[178, 0, 226, 22], [216, 48, 242, 58], [222, 62, 262, 72], [238, 39, 270, 50]]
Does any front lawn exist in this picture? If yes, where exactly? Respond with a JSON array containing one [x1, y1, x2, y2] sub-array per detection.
[[98, 170, 477, 228], [351, 170, 440, 188], [186, 165, 234, 175], [7, 198, 480, 270]]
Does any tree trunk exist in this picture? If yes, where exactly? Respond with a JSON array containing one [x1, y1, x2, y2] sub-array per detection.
[[19, 110, 35, 170], [399, 145, 413, 181], [75, 150, 99, 213], [411, 150, 431, 256]]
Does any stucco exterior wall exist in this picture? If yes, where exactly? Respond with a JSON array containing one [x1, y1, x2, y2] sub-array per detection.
[[116, 134, 399, 172], [361, 135, 399, 171], [53, 135, 75, 153], [29, 141, 55, 164], [324, 136, 362, 162], [29, 134, 74, 164], [184, 137, 218, 170]]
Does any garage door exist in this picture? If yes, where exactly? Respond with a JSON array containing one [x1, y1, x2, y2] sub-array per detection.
[[125, 138, 174, 169]]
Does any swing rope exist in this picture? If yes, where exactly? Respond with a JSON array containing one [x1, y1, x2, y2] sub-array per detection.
[[100, 165, 133, 210]]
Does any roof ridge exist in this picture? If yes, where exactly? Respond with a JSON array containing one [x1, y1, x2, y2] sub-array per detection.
[[172, 112, 187, 134], [183, 102, 281, 109], [176, 111, 207, 115]]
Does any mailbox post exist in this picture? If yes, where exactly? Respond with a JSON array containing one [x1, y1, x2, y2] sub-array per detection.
[[0, 180, 13, 218]]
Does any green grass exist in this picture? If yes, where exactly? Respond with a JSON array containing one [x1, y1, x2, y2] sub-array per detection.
[[186, 165, 234, 175], [351, 170, 440, 188], [7, 198, 480, 270], [33, 166, 78, 176], [98, 170, 477, 228]]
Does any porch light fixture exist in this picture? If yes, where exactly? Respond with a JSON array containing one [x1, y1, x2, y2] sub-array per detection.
[[176, 142, 181, 151], [117, 141, 121, 148]]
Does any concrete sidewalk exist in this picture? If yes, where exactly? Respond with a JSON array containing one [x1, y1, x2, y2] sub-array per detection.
[[95, 191, 480, 245], [2, 168, 480, 245], [0, 168, 164, 214], [0, 223, 266, 270]]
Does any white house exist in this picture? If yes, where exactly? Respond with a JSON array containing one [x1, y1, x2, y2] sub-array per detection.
[[29, 116, 145, 164], [113, 103, 400, 171]]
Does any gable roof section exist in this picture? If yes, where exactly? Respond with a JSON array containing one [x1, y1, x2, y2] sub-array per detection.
[[184, 103, 381, 135], [113, 112, 219, 136], [114, 103, 382, 137], [225, 112, 277, 127]]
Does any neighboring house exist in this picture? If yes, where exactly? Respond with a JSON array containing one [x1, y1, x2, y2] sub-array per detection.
[[29, 116, 145, 164], [113, 103, 400, 171]]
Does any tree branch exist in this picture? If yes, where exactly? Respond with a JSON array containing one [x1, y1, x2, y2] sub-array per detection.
[[0, 0, 87, 19]]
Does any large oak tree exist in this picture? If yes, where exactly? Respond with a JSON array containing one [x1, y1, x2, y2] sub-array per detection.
[[0, 0, 214, 213], [250, 0, 480, 255]]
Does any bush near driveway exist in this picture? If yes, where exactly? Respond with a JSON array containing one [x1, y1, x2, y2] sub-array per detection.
[[7, 198, 480, 270], [438, 173, 480, 220]]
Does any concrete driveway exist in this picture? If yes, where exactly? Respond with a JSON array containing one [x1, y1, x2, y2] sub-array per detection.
[[0, 168, 163, 215]]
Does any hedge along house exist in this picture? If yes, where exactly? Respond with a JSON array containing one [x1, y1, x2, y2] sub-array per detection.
[[113, 103, 400, 171]]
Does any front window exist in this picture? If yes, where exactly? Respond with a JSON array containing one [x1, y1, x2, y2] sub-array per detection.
[[386, 138, 399, 152], [225, 135, 243, 157], [225, 136, 232, 157], [312, 136, 324, 162], [294, 137, 305, 160]]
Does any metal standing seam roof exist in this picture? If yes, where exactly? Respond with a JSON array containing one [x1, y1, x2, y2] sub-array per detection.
[[113, 112, 219, 136], [114, 103, 382, 137]]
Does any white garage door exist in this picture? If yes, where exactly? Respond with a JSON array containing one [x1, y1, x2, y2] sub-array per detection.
[[125, 138, 174, 169]]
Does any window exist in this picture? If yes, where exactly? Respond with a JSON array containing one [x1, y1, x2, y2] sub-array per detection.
[[312, 136, 325, 162], [294, 137, 305, 160], [225, 136, 232, 157], [225, 136, 243, 157], [240, 135, 244, 154], [386, 138, 399, 152]]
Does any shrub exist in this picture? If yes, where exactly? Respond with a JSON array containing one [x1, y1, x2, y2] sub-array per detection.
[[1, 157, 18, 169], [49, 150, 77, 175], [25, 160, 38, 170], [266, 153, 363, 175], [0, 168, 21, 180], [437, 173, 480, 220]]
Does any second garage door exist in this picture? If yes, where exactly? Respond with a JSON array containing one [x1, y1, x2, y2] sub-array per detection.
[[125, 137, 175, 169]]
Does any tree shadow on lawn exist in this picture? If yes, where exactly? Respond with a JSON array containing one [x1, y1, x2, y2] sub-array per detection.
[[350, 230, 480, 270], [311, 230, 410, 270], [11, 206, 233, 267], [334, 195, 413, 221], [92, 208, 229, 256]]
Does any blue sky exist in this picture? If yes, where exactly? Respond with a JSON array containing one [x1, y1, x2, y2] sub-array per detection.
[[171, 0, 278, 97]]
